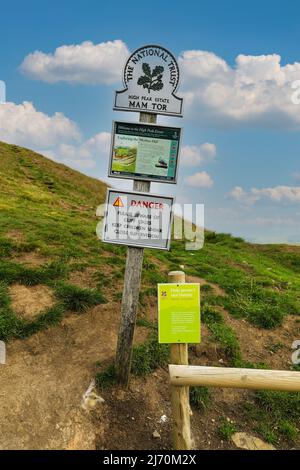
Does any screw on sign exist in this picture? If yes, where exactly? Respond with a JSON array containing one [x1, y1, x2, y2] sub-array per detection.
[[104, 45, 183, 387]]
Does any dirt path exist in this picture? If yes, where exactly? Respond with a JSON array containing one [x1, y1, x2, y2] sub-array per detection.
[[0, 303, 148, 450]]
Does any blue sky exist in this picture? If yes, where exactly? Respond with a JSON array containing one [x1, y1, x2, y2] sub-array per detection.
[[1, 0, 300, 243]]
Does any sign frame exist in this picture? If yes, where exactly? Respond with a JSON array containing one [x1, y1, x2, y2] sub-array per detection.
[[158, 283, 201, 344], [102, 188, 175, 251], [114, 44, 184, 117], [108, 120, 182, 184]]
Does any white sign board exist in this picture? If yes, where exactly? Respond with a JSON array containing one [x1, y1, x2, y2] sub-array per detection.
[[114, 45, 183, 117], [102, 189, 174, 250]]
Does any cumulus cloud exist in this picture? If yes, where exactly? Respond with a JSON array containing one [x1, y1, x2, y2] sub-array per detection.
[[229, 185, 300, 203], [43, 131, 111, 169], [185, 171, 213, 188], [20, 40, 300, 128], [181, 142, 216, 167], [252, 186, 300, 202], [0, 101, 80, 147], [20, 40, 129, 84], [227, 186, 259, 204], [179, 50, 300, 128], [0, 101, 111, 171]]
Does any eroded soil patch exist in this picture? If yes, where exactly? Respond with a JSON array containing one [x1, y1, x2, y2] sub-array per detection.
[[10, 284, 55, 320]]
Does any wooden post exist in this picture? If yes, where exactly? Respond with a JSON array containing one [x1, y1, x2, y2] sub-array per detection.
[[115, 112, 157, 387], [168, 271, 192, 450]]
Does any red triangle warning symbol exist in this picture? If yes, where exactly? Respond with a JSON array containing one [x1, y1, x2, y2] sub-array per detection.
[[113, 197, 124, 207]]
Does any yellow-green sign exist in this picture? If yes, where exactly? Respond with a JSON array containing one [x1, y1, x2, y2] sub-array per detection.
[[158, 283, 200, 344]]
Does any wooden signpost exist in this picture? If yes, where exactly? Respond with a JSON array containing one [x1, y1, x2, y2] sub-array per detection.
[[115, 112, 156, 387], [103, 45, 183, 387]]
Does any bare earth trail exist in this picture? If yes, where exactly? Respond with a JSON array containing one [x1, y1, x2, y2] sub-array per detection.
[[0, 302, 148, 450]]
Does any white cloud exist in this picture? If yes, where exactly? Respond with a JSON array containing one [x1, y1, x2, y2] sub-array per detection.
[[229, 184, 300, 203], [185, 171, 213, 188], [20, 40, 129, 85], [252, 185, 300, 202], [179, 50, 300, 128], [43, 131, 111, 169], [20, 41, 300, 128], [229, 186, 247, 200], [227, 185, 258, 204], [181, 142, 216, 167], [0, 101, 111, 171], [0, 101, 80, 147]]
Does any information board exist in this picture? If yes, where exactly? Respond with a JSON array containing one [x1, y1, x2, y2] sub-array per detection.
[[158, 283, 200, 343], [109, 121, 181, 183]]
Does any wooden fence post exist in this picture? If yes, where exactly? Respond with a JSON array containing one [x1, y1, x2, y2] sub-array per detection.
[[168, 270, 192, 450], [115, 112, 157, 388]]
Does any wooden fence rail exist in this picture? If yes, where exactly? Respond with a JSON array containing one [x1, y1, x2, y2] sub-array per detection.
[[169, 364, 300, 450], [169, 365, 300, 392]]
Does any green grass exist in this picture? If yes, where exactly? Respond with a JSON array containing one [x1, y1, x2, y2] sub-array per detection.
[[55, 283, 106, 312], [136, 317, 156, 329], [156, 235, 300, 330], [17, 304, 65, 338], [0, 293, 64, 341], [190, 386, 211, 411], [95, 330, 169, 389], [218, 417, 237, 440], [131, 331, 169, 376], [202, 304, 241, 365], [95, 363, 117, 390], [0, 259, 69, 286], [244, 390, 300, 445]]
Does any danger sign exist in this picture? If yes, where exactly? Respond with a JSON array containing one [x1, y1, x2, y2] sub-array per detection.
[[102, 189, 174, 250], [113, 197, 124, 207]]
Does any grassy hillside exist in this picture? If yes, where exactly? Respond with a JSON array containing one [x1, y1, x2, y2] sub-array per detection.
[[1, 141, 300, 449]]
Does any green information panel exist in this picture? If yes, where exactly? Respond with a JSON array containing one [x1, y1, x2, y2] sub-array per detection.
[[109, 121, 181, 184], [158, 283, 200, 344]]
